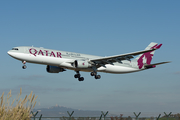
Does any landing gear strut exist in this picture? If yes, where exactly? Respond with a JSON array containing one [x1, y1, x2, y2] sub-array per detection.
[[22, 61, 27, 69], [74, 71, 84, 81]]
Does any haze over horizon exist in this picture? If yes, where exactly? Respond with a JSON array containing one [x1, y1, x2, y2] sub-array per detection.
[[0, 0, 180, 115]]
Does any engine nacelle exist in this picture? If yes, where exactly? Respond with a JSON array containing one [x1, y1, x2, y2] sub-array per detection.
[[74, 60, 91, 68], [46, 65, 65, 73]]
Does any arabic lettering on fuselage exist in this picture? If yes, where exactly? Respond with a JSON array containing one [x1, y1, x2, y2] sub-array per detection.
[[29, 48, 62, 58], [66, 52, 81, 57]]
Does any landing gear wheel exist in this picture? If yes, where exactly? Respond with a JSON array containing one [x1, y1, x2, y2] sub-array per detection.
[[78, 77, 84, 81], [95, 75, 101, 79], [74, 74, 80, 78], [74, 71, 84, 81], [22, 61, 27, 69], [74, 74, 78, 78], [22, 65, 27, 69], [90, 72, 96, 76]]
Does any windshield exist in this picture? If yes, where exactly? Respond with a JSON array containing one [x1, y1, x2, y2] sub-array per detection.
[[12, 48, 19, 50]]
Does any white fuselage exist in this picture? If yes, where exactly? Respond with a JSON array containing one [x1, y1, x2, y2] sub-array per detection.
[[7, 46, 141, 74]]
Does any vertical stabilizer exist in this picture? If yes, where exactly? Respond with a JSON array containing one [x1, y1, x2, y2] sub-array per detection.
[[132, 42, 162, 69]]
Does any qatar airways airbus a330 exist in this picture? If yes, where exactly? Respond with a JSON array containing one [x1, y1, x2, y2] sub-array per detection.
[[7, 42, 170, 81]]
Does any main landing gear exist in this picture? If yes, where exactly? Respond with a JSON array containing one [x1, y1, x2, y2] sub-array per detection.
[[74, 71, 84, 81], [22, 61, 27, 69], [74, 71, 101, 81], [90, 72, 101, 79]]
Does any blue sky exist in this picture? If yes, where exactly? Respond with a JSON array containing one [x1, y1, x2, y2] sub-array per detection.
[[0, 0, 180, 116]]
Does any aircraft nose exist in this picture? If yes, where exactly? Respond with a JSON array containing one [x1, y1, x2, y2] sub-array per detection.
[[7, 51, 10, 55], [7, 50, 13, 56]]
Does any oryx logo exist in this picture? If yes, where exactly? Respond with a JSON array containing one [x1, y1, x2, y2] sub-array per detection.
[[137, 44, 162, 69]]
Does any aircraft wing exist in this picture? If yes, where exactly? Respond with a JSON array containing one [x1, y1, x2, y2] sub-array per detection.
[[90, 48, 157, 65]]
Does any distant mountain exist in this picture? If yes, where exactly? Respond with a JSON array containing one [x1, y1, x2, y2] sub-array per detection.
[[33, 105, 117, 117]]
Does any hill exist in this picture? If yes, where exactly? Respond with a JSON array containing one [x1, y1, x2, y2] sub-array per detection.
[[33, 105, 116, 117]]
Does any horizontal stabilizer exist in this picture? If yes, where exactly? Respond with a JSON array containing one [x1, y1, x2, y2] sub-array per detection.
[[144, 61, 171, 69]]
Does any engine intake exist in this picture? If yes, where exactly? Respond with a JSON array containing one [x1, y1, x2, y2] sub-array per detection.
[[74, 60, 91, 68], [46, 65, 66, 73]]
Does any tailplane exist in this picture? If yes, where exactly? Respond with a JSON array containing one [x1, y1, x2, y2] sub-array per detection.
[[144, 61, 171, 69], [131, 42, 162, 69]]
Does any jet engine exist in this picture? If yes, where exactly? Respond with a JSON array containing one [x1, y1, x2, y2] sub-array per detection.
[[46, 65, 66, 73], [74, 60, 91, 68]]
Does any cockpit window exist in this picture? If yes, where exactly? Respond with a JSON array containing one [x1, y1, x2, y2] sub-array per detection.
[[12, 48, 19, 50]]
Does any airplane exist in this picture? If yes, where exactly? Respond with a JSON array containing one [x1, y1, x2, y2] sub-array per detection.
[[7, 42, 170, 81]]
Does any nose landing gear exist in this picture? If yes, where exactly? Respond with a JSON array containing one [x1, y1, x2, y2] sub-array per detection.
[[22, 61, 27, 69]]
